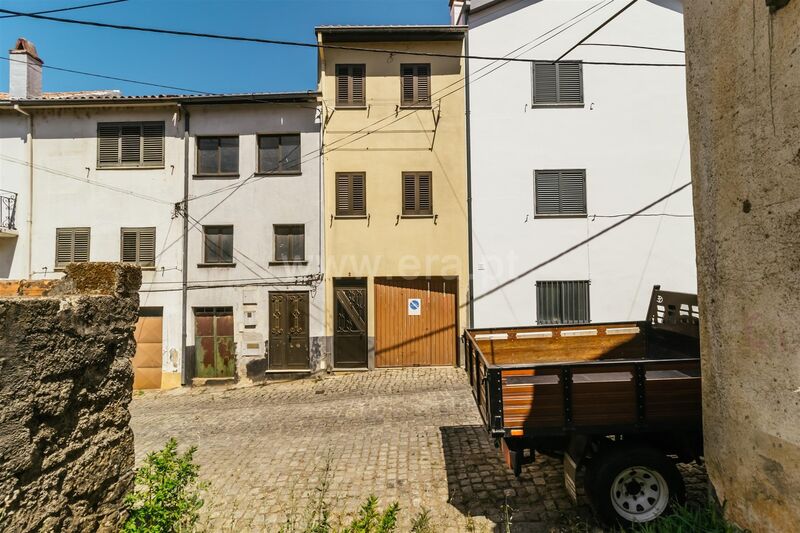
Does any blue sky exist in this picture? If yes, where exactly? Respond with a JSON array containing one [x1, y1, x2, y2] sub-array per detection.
[[0, 0, 449, 95]]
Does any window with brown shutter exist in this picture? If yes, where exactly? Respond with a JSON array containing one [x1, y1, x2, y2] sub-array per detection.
[[400, 64, 431, 107], [196, 136, 239, 176], [401, 172, 433, 216], [336, 64, 366, 107], [97, 121, 165, 168], [335, 173, 366, 216], [273, 225, 305, 262], [55, 227, 90, 268], [120, 227, 156, 267]]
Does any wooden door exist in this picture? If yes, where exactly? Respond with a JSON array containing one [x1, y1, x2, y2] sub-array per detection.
[[133, 308, 162, 390], [194, 308, 235, 378], [375, 277, 457, 367], [269, 292, 310, 370], [334, 278, 368, 368]]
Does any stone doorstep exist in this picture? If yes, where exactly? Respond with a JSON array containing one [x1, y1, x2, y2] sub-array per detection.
[[191, 377, 236, 387]]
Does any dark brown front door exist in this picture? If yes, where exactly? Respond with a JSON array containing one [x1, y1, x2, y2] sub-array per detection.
[[269, 292, 310, 370], [334, 278, 368, 368]]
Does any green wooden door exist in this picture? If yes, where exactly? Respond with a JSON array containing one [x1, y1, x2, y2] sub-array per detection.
[[194, 308, 235, 378]]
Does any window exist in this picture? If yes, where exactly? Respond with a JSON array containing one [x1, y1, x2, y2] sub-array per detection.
[[336, 64, 366, 107], [335, 172, 366, 216], [196, 136, 238, 176], [55, 227, 90, 268], [536, 280, 590, 325], [258, 134, 301, 174], [120, 227, 156, 267], [273, 225, 305, 262], [203, 225, 234, 265], [401, 64, 431, 106], [97, 121, 165, 167], [535, 169, 587, 217], [532, 61, 583, 106], [402, 172, 433, 216]]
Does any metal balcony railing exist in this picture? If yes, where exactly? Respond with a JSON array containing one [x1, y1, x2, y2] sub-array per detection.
[[0, 190, 18, 231]]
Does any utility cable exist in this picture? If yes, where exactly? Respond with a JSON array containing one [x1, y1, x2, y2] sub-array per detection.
[[0, 7, 684, 67], [0, 0, 127, 19]]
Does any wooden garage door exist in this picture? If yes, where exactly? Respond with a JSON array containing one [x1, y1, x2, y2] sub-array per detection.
[[375, 277, 457, 367], [133, 309, 163, 390]]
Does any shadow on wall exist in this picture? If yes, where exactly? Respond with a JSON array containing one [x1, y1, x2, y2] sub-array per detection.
[[0, 239, 17, 277], [439, 425, 593, 530]]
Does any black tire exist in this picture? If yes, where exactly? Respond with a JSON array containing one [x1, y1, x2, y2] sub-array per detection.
[[584, 444, 685, 527]]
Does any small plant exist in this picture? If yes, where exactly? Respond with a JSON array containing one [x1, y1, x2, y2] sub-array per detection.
[[627, 502, 746, 533], [410, 508, 434, 533], [340, 496, 399, 533], [122, 438, 207, 533]]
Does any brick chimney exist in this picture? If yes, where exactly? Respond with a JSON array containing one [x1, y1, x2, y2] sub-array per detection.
[[9, 38, 43, 99]]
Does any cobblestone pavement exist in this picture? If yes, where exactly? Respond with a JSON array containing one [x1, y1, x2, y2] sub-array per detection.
[[130, 368, 707, 532]]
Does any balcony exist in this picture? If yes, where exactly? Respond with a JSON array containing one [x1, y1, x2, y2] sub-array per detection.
[[0, 190, 18, 238]]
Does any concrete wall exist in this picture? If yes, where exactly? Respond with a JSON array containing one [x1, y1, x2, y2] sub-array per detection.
[[318, 37, 469, 363], [467, 0, 696, 326], [0, 263, 140, 532], [684, 2, 800, 531]]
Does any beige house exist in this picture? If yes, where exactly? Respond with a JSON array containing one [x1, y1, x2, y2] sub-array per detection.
[[316, 26, 468, 369]]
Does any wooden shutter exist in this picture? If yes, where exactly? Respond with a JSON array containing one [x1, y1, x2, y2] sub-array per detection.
[[121, 227, 155, 266], [336, 64, 365, 106], [557, 62, 583, 104], [401, 64, 431, 106], [402, 172, 432, 215], [97, 123, 121, 166], [533, 62, 558, 104], [535, 170, 586, 216], [120, 123, 142, 164], [559, 169, 587, 214], [121, 229, 138, 263], [418, 172, 432, 213], [402, 173, 417, 213], [142, 122, 165, 165], [336, 173, 366, 216], [535, 170, 561, 215], [56, 227, 90, 268]]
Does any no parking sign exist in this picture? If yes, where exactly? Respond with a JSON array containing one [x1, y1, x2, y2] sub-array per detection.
[[408, 298, 421, 316]]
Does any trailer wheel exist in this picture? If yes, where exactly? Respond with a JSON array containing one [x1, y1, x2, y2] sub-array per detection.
[[584, 445, 685, 526]]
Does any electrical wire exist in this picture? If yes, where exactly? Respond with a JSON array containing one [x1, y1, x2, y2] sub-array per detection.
[[0, 55, 207, 94], [0, 7, 685, 67], [0, 0, 127, 19]]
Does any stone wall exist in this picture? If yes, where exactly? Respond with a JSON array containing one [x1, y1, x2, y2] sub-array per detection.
[[0, 263, 141, 532], [684, 2, 800, 531]]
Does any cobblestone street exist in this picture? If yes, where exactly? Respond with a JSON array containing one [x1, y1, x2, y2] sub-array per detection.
[[131, 368, 707, 532]]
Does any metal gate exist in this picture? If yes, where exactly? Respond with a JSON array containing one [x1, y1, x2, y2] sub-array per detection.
[[375, 277, 457, 367], [194, 307, 235, 378], [133, 308, 162, 389]]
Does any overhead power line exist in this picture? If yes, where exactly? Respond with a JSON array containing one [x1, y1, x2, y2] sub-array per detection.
[[0, 0, 127, 19], [0, 7, 684, 67], [0, 55, 207, 94], [556, 0, 640, 62]]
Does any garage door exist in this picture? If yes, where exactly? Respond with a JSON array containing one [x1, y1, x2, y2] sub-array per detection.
[[375, 277, 457, 367], [133, 309, 163, 390]]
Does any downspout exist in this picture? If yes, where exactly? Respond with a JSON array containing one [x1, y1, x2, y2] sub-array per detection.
[[13, 105, 33, 279], [180, 104, 190, 386], [462, 13, 475, 328]]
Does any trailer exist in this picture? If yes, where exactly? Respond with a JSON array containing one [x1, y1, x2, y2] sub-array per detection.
[[463, 286, 702, 525]]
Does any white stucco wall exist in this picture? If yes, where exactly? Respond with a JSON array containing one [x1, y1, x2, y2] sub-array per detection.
[[467, 0, 696, 326], [0, 100, 323, 385]]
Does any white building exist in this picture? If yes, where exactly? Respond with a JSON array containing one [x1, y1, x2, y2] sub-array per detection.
[[0, 38, 326, 388], [452, 0, 696, 327]]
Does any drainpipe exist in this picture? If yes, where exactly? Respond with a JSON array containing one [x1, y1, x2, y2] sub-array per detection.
[[13, 105, 33, 279], [180, 104, 190, 386], [462, 14, 475, 328]]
